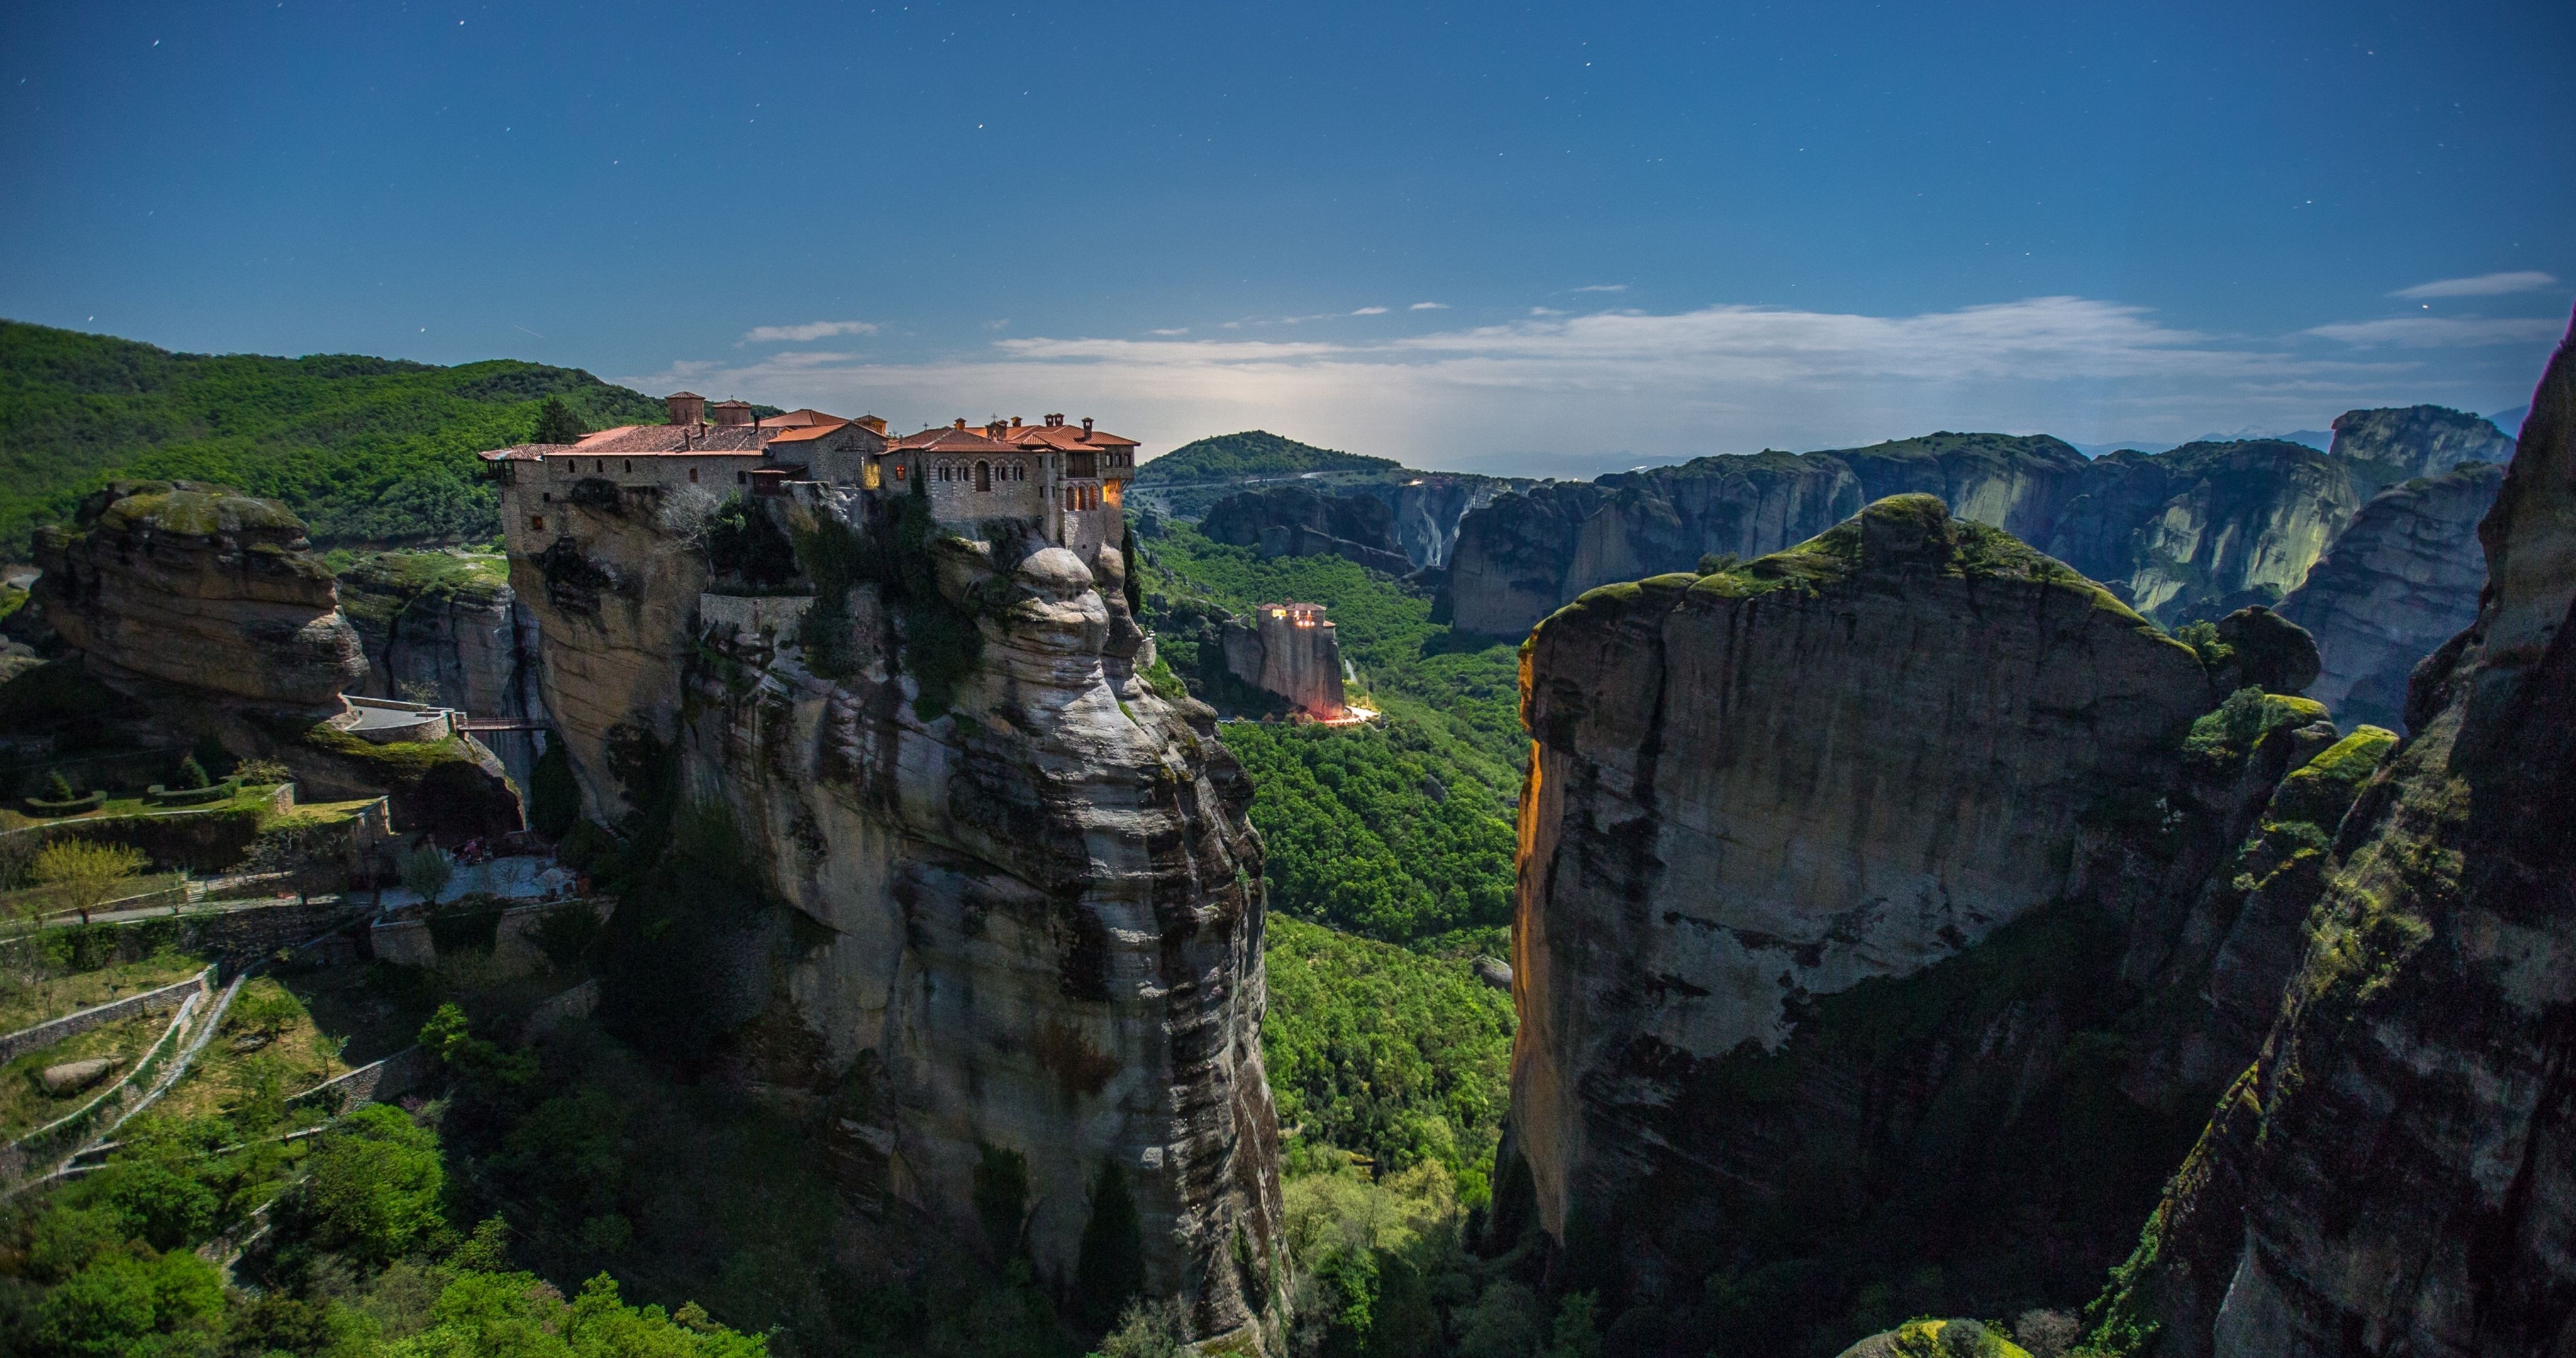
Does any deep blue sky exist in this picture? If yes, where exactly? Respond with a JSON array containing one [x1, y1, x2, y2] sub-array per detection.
[[5, 0, 2570, 473]]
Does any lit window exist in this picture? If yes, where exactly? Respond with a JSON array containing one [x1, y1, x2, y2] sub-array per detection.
[[531, 515, 545, 531]]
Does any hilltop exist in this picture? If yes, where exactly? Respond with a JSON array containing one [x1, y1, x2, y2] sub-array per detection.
[[0, 320, 663, 558], [1136, 429, 1403, 483]]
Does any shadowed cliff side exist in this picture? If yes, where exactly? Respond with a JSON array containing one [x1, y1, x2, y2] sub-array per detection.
[[2275, 461, 2506, 731], [1494, 494, 2398, 1355], [497, 478, 1286, 1347], [2085, 313, 2576, 1357]]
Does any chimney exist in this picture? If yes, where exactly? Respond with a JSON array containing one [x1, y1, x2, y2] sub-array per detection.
[[711, 400, 755, 426], [1045, 413, 1064, 427], [1079, 417, 1094, 441], [953, 417, 968, 430], [1010, 416, 1022, 428], [986, 419, 1006, 439], [666, 392, 706, 426], [857, 415, 888, 434]]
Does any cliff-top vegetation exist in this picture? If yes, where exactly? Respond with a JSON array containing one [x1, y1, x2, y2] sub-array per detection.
[[0, 320, 665, 558]]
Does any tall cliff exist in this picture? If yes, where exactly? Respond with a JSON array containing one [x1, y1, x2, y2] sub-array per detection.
[[498, 478, 1285, 1344], [26, 480, 522, 836], [31, 481, 367, 708], [2326, 403, 2516, 490], [2087, 317, 2576, 1357], [2275, 461, 2506, 731], [1495, 495, 2382, 1354], [336, 551, 547, 791]]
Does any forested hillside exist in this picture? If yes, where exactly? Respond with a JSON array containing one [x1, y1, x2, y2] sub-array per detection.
[[1133, 429, 1401, 483], [0, 321, 663, 557]]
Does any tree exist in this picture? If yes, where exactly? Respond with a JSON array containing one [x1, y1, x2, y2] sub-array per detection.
[[32, 839, 148, 924], [45, 770, 76, 802], [528, 737, 580, 839], [174, 754, 209, 790], [283, 1103, 447, 1264], [400, 845, 455, 907], [532, 395, 586, 445], [248, 810, 340, 904], [35, 1250, 223, 1358]]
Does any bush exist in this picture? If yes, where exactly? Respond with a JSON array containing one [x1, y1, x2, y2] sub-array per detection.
[[280, 1104, 448, 1264], [33, 1250, 224, 1358], [233, 757, 293, 785], [174, 756, 209, 792]]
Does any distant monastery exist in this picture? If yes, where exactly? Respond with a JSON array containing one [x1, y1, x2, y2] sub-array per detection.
[[479, 392, 1140, 559]]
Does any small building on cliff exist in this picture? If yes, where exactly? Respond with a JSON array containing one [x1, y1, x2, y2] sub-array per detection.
[[1223, 600, 1348, 719]]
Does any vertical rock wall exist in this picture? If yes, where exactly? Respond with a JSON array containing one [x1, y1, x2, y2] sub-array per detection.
[[1505, 497, 2218, 1318], [499, 483, 1285, 1345], [2097, 316, 2576, 1357]]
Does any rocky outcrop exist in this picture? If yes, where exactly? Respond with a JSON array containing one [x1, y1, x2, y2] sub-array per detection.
[[1221, 602, 1346, 719], [2090, 314, 2576, 1357], [30, 482, 366, 709], [1361, 475, 1511, 570], [1492, 495, 2406, 1355], [1444, 449, 1863, 635], [2046, 440, 2360, 624], [1445, 433, 2393, 639], [2326, 403, 2515, 490], [336, 552, 547, 790], [499, 482, 1284, 1345], [1442, 433, 2366, 638], [1501, 498, 2270, 1339], [1200, 486, 1413, 575], [2275, 461, 2506, 731]]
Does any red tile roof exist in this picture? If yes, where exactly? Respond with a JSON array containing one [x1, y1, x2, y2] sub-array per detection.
[[764, 419, 857, 444], [757, 408, 849, 429], [894, 426, 1019, 453], [569, 424, 774, 454]]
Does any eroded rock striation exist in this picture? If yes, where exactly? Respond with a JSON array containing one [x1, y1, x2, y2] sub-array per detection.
[[500, 481, 1284, 1344], [338, 553, 548, 789], [1494, 495, 2394, 1354], [1442, 433, 2368, 638], [2090, 316, 2576, 1357], [32, 481, 367, 708], [2275, 461, 2506, 731], [2326, 402, 2515, 488]]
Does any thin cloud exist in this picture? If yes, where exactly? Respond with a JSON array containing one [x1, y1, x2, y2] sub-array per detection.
[[1352, 306, 1390, 316], [1530, 306, 1568, 316], [2306, 316, 2566, 348], [1570, 284, 1629, 293], [1150, 327, 1190, 336], [739, 319, 879, 345], [2388, 272, 2560, 300], [1409, 302, 1448, 311]]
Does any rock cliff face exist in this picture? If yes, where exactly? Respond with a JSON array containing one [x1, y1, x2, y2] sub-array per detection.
[[337, 553, 547, 790], [1504, 498, 2243, 1327], [1444, 450, 1863, 635], [31, 482, 367, 709], [1492, 495, 2404, 1354], [1200, 486, 1414, 575], [25, 482, 522, 837], [2326, 403, 2515, 488], [1445, 431, 2424, 639], [499, 482, 1284, 1344], [2275, 462, 2506, 731], [2091, 317, 2576, 1357], [1221, 603, 1346, 718]]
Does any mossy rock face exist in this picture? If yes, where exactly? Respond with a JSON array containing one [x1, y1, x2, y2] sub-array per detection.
[[89, 480, 312, 541], [301, 724, 521, 839]]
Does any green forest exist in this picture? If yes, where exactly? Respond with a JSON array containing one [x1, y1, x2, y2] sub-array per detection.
[[0, 321, 663, 558]]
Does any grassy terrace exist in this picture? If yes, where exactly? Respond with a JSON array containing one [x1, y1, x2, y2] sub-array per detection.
[[153, 976, 353, 1125], [0, 952, 208, 1035], [0, 1010, 172, 1140]]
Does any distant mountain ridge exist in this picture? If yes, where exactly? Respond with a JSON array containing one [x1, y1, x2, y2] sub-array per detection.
[[0, 319, 663, 558], [1136, 429, 1402, 483], [1437, 411, 2514, 636]]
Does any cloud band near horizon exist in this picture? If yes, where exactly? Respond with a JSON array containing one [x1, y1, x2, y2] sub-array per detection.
[[645, 294, 2568, 478]]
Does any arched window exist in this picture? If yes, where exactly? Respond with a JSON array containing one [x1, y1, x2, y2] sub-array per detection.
[[975, 460, 991, 492], [938, 463, 951, 483]]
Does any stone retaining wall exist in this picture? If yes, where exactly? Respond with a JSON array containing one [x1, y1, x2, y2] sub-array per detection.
[[0, 968, 215, 1063], [289, 1045, 430, 1111]]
